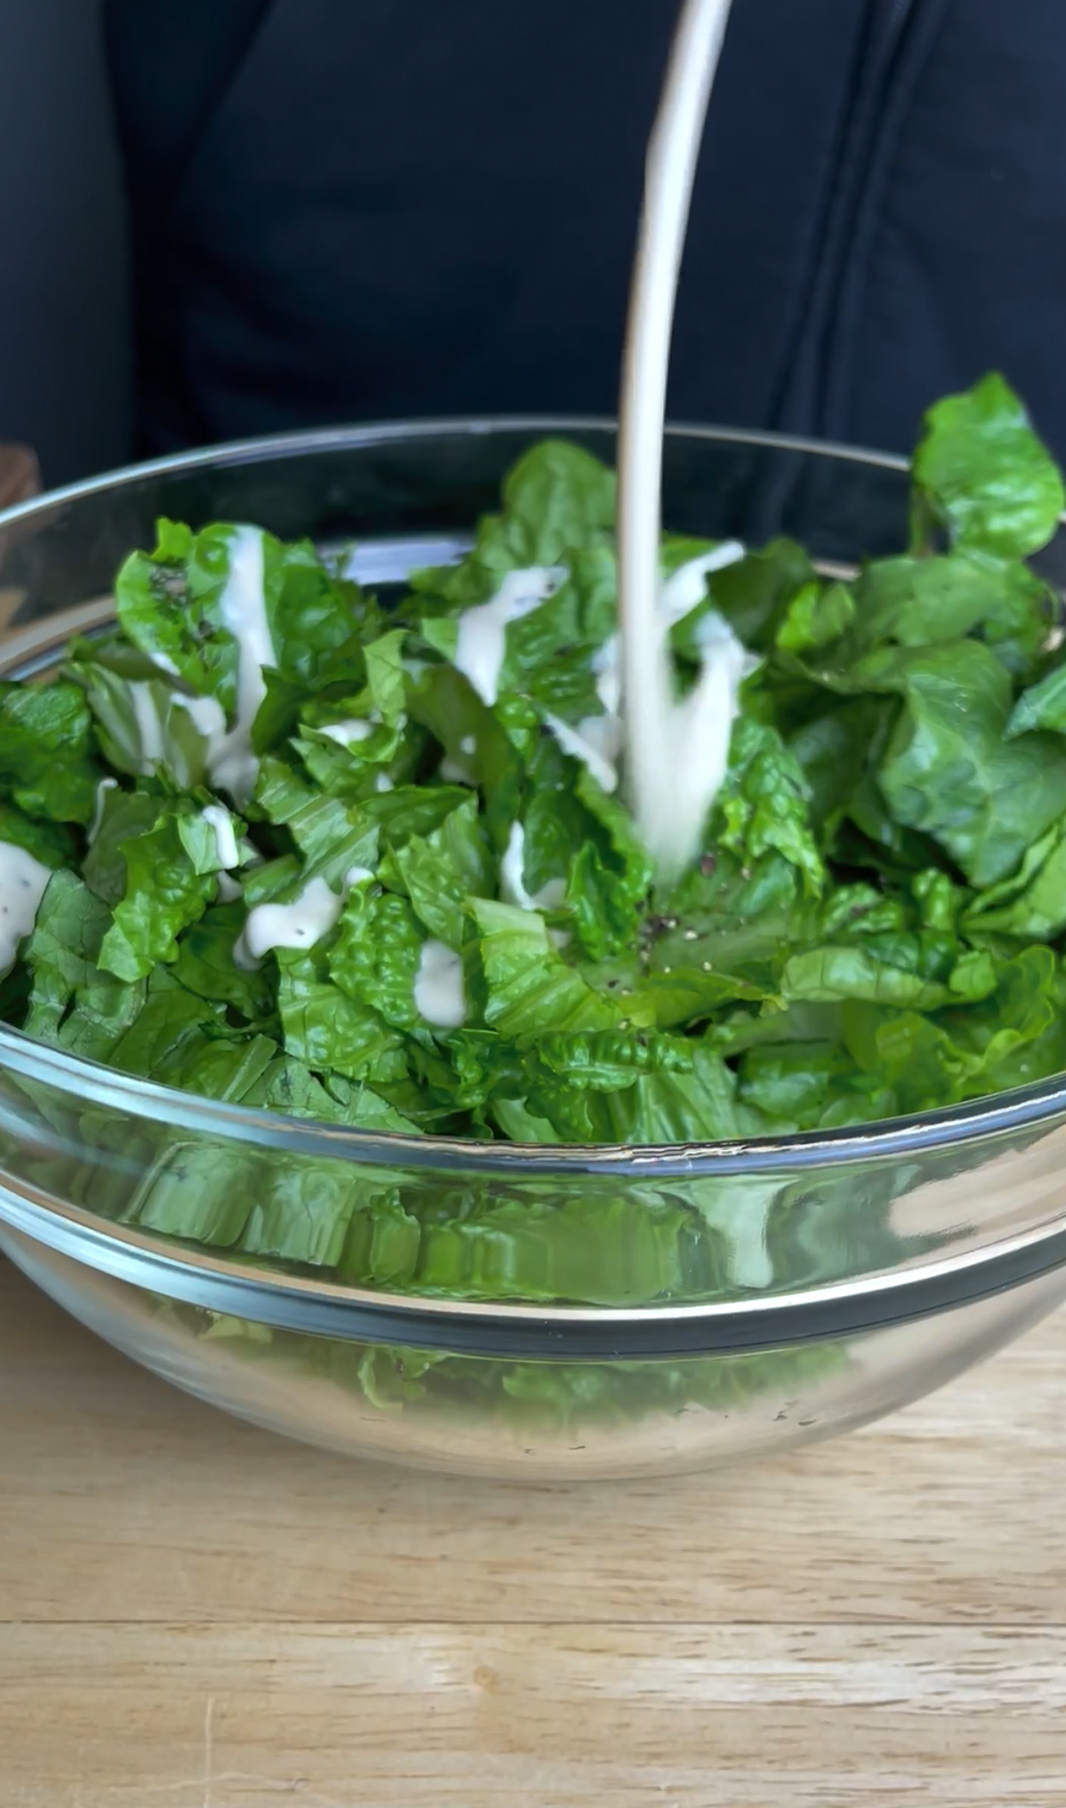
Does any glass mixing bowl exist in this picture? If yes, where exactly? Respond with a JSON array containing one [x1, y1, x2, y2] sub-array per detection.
[[2, 420, 1066, 1480]]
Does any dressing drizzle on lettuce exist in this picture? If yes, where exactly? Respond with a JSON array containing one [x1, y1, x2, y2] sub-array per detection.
[[2, 372, 1066, 1169]]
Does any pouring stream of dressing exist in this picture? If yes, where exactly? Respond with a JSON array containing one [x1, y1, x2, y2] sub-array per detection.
[[617, 0, 737, 877]]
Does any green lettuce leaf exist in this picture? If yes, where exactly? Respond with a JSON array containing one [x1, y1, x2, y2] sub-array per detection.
[[786, 696, 895, 840], [291, 629, 412, 794], [775, 580, 854, 656], [846, 554, 1050, 676], [911, 373, 1065, 562], [63, 648, 220, 788], [1007, 660, 1066, 740], [413, 442, 615, 610], [98, 797, 239, 981], [495, 1042, 750, 1147], [379, 795, 494, 951], [23, 870, 147, 1060], [170, 901, 277, 1025], [736, 1039, 896, 1132], [714, 717, 824, 895], [843, 945, 1060, 1113], [105, 969, 229, 1082], [962, 821, 1066, 942], [115, 519, 370, 705], [517, 738, 653, 961], [671, 537, 813, 658], [0, 680, 102, 824], [0, 800, 77, 870], [276, 948, 410, 1085], [329, 887, 425, 1030], [647, 847, 802, 991], [858, 640, 1066, 886], [470, 899, 623, 1036], [780, 933, 989, 1011]]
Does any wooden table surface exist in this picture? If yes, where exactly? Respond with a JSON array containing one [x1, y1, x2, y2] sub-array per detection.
[[2, 1256, 1066, 1807]]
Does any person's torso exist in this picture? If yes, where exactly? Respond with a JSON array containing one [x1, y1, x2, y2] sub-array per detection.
[[106, 0, 1066, 462]]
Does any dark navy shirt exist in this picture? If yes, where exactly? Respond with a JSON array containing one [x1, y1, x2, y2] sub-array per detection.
[[104, 1, 1066, 463]]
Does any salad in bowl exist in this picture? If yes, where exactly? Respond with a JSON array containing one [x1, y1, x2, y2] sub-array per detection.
[[5, 374, 1066, 1164], [1, 376, 1066, 1475]]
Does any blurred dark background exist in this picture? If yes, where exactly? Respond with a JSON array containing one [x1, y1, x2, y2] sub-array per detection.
[[0, 0, 130, 484], [6, 1, 1066, 491]]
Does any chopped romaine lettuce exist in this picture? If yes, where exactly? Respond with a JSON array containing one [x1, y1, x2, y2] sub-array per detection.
[[5, 372, 1066, 1312]]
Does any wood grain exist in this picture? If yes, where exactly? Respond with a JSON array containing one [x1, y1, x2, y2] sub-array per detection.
[[3, 1256, 1066, 1805]]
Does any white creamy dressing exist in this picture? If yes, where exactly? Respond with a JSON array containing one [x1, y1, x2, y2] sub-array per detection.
[[374, 772, 394, 793], [170, 526, 275, 805], [170, 691, 227, 741], [441, 516, 748, 834], [88, 777, 118, 843], [200, 802, 243, 900], [613, 546, 752, 871], [129, 682, 166, 770], [447, 545, 749, 818], [659, 610, 755, 858], [0, 842, 52, 973], [500, 822, 536, 911], [543, 709, 622, 795], [201, 803, 240, 872], [236, 876, 344, 968], [542, 542, 747, 802], [320, 717, 374, 747], [660, 540, 745, 620], [500, 822, 567, 914], [414, 937, 467, 1028], [235, 866, 375, 968], [616, 0, 738, 874], [454, 566, 567, 705], [592, 635, 622, 716]]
